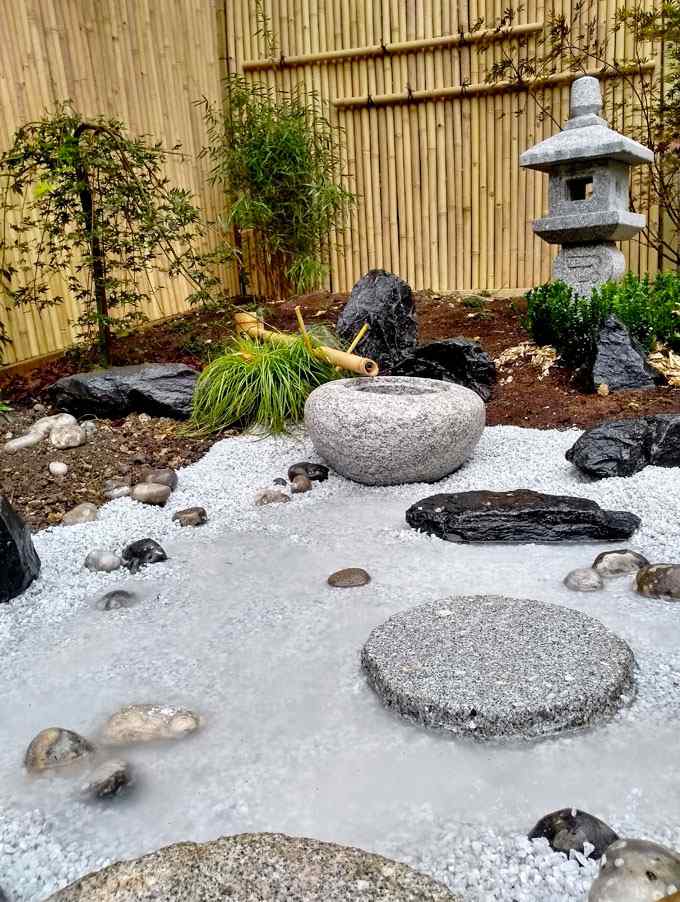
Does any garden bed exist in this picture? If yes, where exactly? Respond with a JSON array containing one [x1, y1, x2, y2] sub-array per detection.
[[2, 291, 679, 531]]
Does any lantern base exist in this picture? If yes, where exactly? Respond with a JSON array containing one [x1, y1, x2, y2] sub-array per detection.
[[553, 242, 625, 297]]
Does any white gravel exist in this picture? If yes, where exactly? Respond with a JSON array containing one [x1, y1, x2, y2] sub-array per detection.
[[2, 424, 680, 902]]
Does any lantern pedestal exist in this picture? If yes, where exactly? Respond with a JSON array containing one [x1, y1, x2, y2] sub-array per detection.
[[553, 242, 626, 298]]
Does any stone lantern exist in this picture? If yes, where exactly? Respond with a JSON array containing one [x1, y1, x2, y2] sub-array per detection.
[[520, 76, 654, 296]]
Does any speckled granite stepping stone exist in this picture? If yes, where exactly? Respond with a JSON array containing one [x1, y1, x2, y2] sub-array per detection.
[[361, 595, 635, 740], [46, 832, 460, 901]]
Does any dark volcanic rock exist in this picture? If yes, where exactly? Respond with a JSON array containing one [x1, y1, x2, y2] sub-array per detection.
[[566, 414, 680, 479], [391, 338, 496, 401], [47, 363, 198, 419], [405, 489, 640, 543], [591, 315, 658, 392], [528, 808, 619, 860], [336, 269, 417, 372], [0, 496, 41, 603], [121, 539, 167, 573]]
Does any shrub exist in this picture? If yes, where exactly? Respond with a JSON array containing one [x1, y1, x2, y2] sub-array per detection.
[[190, 333, 338, 435], [201, 75, 355, 298], [525, 273, 680, 368]]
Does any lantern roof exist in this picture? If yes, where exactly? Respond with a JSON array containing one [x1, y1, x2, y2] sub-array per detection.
[[520, 76, 654, 172]]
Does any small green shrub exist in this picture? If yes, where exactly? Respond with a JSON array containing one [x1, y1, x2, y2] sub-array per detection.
[[524, 272, 680, 368], [190, 333, 338, 435]]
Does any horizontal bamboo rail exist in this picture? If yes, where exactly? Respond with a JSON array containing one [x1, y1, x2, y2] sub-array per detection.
[[233, 311, 379, 376], [334, 62, 658, 109], [242, 23, 543, 71]]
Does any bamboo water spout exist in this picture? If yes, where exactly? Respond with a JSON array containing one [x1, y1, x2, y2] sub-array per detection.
[[233, 311, 379, 377]]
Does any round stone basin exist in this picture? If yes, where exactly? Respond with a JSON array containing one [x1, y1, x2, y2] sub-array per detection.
[[361, 595, 636, 740], [304, 376, 485, 485]]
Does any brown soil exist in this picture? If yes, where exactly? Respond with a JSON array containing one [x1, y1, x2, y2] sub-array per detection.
[[2, 290, 679, 530]]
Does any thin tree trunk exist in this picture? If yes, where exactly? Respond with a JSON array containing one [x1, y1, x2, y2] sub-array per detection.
[[74, 122, 110, 365]]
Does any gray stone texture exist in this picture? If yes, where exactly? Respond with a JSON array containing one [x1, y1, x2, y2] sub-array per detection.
[[405, 489, 640, 543], [24, 728, 95, 773], [46, 832, 459, 901], [636, 564, 680, 600], [361, 596, 636, 740], [566, 415, 680, 478], [592, 315, 658, 392], [336, 269, 417, 373], [564, 567, 604, 592], [305, 376, 485, 486], [552, 243, 625, 297], [47, 363, 199, 420], [588, 838, 680, 901], [0, 495, 41, 603], [520, 76, 652, 296], [593, 549, 650, 578]]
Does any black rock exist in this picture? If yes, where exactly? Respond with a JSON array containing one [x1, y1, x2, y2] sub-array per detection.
[[121, 539, 167, 573], [566, 414, 680, 479], [529, 808, 619, 861], [591, 315, 658, 392], [46, 363, 199, 420], [336, 270, 417, 372], [288, 461, 329, 483], [95, 589, 141, 611], [405, 489, 640, 543], [391, 338, 497, 401], [0, 496, 41, 603]]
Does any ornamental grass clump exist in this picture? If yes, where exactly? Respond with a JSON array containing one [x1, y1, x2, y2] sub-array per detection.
[[190, 333, 338, 435]]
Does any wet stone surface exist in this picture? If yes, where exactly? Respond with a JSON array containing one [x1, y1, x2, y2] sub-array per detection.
[[361, 596, 636, 740]]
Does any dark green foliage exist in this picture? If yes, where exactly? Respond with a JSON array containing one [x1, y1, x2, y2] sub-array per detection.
[[190, 333, 339, 435], [525, 273, 680, 367], [0, 103, 220, 365], [201, 75, 355, 297]]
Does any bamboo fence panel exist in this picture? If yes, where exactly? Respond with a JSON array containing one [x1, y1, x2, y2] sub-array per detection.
[[0, 0, 230, 367], [0, 0, 669, 367]]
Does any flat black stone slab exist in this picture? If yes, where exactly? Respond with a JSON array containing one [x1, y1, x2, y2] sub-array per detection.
[[405, 489, 640, 543], [361, 596, 636, 740]]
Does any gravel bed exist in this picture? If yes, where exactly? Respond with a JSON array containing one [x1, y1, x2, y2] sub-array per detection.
[[2, 424, 680, 901]]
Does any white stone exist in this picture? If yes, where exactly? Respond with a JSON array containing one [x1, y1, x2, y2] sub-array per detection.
[[588, 838, 680, 901], [3, 432, 43, 452], [101, 704, 201, 745], [50, 424, 86, 449], [84, 550, 122, 573], [305, 376, 485, 486], [31, 413, 77, 438], [564, 567, 604, 592], [49, 461, 68, 476], [131, 483, 172, 506]]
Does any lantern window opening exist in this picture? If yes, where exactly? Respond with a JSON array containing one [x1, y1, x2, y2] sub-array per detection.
[[567, 176, 594, 202]]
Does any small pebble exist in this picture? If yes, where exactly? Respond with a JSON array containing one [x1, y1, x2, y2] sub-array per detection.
[[62, 502, 98, 526], [80, 759, 132, 799], [593, 549, 650, 578], [122, 538, 167, 573], [327, 567, 371, 588], [50, 423, 86, 449], [563, 568, 604, 592], [288, 461, 329, 483], [81, 420, 97, 438], [145, 468, 178, 491], [24, 727, 95, 773], [95, 589, 140, 611], [255, 489, 290, 506], [131, 483, 172, 506], [291, 474, 313, 494], [273, 477, 288, 487], [84, 550, 122, 573], [172, 507, 208, 527], [49, 461, 68, 476], [4, 432, 43, 452], [101, 704, 201, 745]]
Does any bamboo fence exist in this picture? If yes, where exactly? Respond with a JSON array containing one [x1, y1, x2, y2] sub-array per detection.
[[0, 0, 665, 367]]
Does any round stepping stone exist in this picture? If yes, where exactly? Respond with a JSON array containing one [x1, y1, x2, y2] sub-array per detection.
[[328, 567, 371, 588], [46, 832, 459, 901], [361, 595, 635, 740]]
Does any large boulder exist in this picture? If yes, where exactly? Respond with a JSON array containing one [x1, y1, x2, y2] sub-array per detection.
[[336, 270, 417, 372], [406, 489, 640, 543], [591, 315, 658, 393], [47, 832, 459, 901], [566, 415, 680, 479], [47, 363, 198, 419], [0, 496, 41, 603], [391, 338, 496, 401]]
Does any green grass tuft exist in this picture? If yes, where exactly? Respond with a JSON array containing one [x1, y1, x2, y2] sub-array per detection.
[[189, 333, 338, 435]]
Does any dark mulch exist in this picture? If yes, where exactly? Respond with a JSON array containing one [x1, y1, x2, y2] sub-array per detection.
[[2, 289, 679, 530]]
